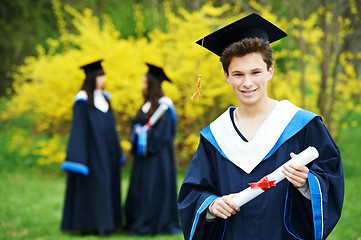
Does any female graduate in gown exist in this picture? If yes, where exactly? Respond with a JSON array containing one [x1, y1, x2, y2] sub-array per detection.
[[125, 63, 181, 235], [178, 14, 344, 240], [61, 60, 125, 236]]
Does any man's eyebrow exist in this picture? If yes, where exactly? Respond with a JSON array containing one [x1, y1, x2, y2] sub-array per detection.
[[230, 67, 262, 74]]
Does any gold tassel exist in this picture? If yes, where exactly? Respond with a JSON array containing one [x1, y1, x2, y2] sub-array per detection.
[[190, 73, 202, 100], [190, 38, 204, 101]]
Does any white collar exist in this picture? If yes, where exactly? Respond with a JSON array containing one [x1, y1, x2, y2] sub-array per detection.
[[209, 100, 300, 173], [75, 90, 109, 113], [94, 90, 109, 112]]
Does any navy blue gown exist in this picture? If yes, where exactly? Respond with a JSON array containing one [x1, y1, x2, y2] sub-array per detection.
[[178, 102, 344, 240], [125, 98, 181, 235], [61, 94, 125, 233]]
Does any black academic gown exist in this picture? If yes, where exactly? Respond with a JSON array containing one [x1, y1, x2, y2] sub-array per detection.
[[125, 99, 181, 235], [178, 104, 344, 240], [61, 97, 124, 233]]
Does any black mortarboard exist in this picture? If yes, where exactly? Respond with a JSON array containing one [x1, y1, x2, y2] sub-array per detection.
[[80, 60, 103, 75], [146, 63, 172, 83], [196, 13, 287, 57]]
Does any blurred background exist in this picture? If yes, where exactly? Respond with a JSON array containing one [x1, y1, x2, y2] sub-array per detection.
[[0, 0, 360, 239]]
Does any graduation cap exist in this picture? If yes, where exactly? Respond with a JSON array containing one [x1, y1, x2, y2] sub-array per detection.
[[146, 63, 172, 83], [196, 13, 287, 57], [190, 13, 286, 101], [80, 60, 103, 75]]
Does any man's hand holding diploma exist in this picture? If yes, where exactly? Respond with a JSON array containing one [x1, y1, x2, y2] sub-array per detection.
[[283, 152, 310, 188], [209, 193, 240, 220], [208, 147, 318, 220], [208, 154, 310, 220]]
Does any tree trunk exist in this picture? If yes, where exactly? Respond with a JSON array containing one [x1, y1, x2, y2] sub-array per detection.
[[298, 2, 306, 108], [317, 0, 330, 119]]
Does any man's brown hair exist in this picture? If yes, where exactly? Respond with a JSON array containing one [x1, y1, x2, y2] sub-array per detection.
[[220, 37, 274, 74]]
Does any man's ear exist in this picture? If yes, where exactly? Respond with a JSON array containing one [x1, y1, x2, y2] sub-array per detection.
[[224, 71, 231, 84], [267, 65, 274, 81]]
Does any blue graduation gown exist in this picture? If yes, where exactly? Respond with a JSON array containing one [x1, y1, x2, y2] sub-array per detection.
[[61, 95, 124, 232], [178, 102, 344, 240], [125, 98, 181, 235]]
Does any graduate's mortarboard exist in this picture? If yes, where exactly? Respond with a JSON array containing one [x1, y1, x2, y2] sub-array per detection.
[[146, 63, 172, 83], [190, 13, 287, 100], [80, 60, 103, 75], [196, 13, 287, 57]]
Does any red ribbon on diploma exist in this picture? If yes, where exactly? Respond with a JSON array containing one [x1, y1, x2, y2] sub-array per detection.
[[249, 176, 276, 191]]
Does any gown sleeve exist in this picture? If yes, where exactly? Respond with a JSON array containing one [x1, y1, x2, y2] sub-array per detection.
[[131, 108, 176, 156], [146, 108, 175, 155], [178, 136, 226, 240], [284, 117, 344, 240], [61, 101, 90, 175]]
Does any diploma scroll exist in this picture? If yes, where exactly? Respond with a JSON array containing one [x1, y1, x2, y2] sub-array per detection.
[[233, 146, 319, 207], [145, 104, 168, 129]]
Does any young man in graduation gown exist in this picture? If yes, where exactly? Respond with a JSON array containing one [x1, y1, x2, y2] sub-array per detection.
[[125, 63, 181, 235], [178, 13, 344, 240], [60, 60, 126, 236]]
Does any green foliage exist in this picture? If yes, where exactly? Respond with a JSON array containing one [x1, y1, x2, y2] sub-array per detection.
[[0, 0, 58, 95], [0, 0, 169, 97], [1, 3, 237, 166], [1, 1, 361, 167], [0, 101, 36, 171]]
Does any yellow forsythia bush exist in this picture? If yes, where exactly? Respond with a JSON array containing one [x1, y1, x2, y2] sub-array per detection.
[[2, 1, 360, 166]]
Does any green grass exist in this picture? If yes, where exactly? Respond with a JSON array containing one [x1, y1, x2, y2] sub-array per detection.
[[0, 166, 184, 240], [327, 124, 361, 240]]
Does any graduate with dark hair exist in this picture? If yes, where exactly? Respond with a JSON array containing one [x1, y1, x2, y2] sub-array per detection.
[[60, 60, 125, 236], [178, 13, 344, 240], [125, 63, 181, 235]]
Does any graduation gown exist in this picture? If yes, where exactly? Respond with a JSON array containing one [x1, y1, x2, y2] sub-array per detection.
[[125, 96, 181, 235], [61, 90, 125, 232], [178, 100, 344, 240]]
